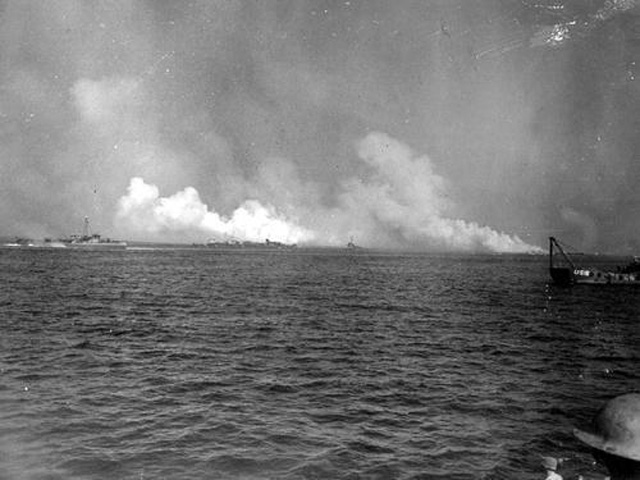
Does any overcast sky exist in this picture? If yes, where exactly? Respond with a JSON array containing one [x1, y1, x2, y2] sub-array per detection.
[[1, 0, 639, 252]]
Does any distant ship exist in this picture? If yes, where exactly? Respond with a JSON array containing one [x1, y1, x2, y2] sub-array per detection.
[[205, 238, 297, 250], [346, 237, 363, 250], [2, 217, 127, 250], [59, 217, 127, 250]]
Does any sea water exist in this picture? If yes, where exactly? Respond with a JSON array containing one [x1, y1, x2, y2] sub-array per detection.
[[1, 247, 639, 479]]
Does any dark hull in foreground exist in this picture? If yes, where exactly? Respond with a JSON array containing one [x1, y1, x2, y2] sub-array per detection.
[[549, 237, 640, 285]]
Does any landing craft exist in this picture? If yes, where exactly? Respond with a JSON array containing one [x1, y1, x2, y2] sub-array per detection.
[[3, 237, 65, 248], [549, 236, 640, 285], [205, 237, 297, 250]]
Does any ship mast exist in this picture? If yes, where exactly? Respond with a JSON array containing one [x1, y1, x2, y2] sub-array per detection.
[[82, 216, 91, 239], [549, 237, 576, 270]]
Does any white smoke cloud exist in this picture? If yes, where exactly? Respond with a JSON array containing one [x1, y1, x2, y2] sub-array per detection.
[[334, 132, 542, 253], [114, 133, 541, 253], [116, 177, 313, 244]]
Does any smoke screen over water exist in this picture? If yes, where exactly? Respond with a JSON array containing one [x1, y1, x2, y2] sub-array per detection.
[[2, 0, 640, 252]]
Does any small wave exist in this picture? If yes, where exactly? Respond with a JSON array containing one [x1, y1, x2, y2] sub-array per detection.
[[70, 339, 93, 349], [346, 439, 396, 455], [307, 410, 352, 424], [206, 453, 297, 477], [58, 457, 125, 477], [260, 382, 299, 394]]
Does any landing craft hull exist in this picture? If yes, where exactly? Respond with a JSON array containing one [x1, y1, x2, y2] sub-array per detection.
[[549, 267, 574, 286], [2, 240, 67, 249], [549, 237, 640, 286], [2, 241, 127, 250], [551, 266, 640, 285], [205, 240, 297, 250]]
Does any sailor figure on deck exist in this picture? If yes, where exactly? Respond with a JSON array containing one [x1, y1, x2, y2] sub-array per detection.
[[542, 456, 563, 480]]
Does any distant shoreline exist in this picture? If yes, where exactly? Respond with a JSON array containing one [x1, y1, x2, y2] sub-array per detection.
[[0, 238, 552, 257]]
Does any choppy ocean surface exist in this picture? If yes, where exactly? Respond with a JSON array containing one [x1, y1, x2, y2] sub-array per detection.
[[1, 247, 640, 480]]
